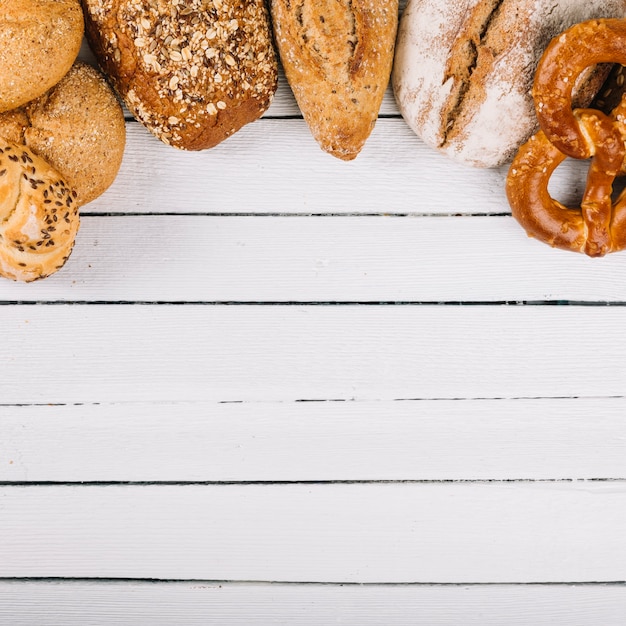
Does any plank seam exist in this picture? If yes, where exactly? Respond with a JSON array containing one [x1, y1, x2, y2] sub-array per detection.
[[1, 577, 625, 586]]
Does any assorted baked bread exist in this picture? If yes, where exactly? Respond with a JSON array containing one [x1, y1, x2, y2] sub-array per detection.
[[81, 0, 278, 150], [392, 0, 626, 168], [270, 0, 398, 161], [1, 0, 626, 282], [0, 1, 125, 282], [0, 63, 126, 206]]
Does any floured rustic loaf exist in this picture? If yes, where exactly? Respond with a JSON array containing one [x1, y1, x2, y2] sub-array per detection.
[[81, 0, 278, 150], [392, 0, 626, 168], [0, 0, 84, 113], [270, 0, 398, 161]]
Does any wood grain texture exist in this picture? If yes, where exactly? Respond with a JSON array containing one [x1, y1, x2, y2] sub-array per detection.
[[0, 215, 623, 303], [80, 117, 593, 215], [83, 119, 532, 215], [3, 397, 626, 482], [0, 305, 625, 404], [2, 482, 626, 582], [2, 581, 626, 625]]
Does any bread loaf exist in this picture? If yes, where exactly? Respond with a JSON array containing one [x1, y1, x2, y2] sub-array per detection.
[[270, 0, 398, 160], [0, 63, 126, 206], [81, 0, 278, 150], [392, 0, 626, 168], [0, 0, 84, 113], [0, 139, 79, 282]]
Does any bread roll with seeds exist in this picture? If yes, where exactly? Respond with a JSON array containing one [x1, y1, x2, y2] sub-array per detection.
[[270, 0, 398, 161], [81, 0, 278, 150], [0, 0, 84, 113], [392, 0, 626, 168], [0, 139, 79, 282], [0, 63, 126, 206]]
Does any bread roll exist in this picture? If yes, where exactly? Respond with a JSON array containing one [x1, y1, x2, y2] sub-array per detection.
[[392, 0, 626, 168], [0, 139, 79, 282], [0, 0, 84, 113], [270, 0, 398, 161], [81, 0, 278, 150], [0, 63, 126, 206]]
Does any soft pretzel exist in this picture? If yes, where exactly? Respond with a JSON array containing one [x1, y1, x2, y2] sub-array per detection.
[[533, 19, 626, 159], [507, 19, 626, 256], [0, 139, 79, 282]]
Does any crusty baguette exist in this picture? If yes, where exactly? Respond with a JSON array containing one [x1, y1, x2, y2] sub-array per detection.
[[270, 0, 398, 161], [0, 139, 79, 282], [81, 0, 278, 150], [0, 0, 84, 113], [0, 63, 126, 206]]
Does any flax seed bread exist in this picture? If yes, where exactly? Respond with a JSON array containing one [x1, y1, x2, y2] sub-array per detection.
[[81, 0, 278, 150], [0, 63, 126, 206], [270, 0, 398, 161], [392, 0, 626, 168], [0, 0, 84, 113], [0, 139, 79, 282]]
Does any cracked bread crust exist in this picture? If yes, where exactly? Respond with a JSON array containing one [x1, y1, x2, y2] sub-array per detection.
[[81, 0, 278, 150], [270, 0, 398, 161], [392, 0, 626, 168]]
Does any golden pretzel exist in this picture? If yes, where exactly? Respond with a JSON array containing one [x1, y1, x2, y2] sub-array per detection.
[[506, 19, 626, 257]]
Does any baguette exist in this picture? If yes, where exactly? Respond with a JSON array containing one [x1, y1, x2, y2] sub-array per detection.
[[270, 0, 398, 160]]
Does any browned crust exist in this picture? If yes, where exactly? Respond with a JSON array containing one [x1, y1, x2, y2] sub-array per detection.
[[81, 0, 278, 150], [0, 0, 84, 113], [270, 0, 398, 161]]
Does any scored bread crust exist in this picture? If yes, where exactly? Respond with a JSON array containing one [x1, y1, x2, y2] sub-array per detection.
[[270, 0, 398, 161], [0, 0, 84, 113], [0, 140, 79, 282], [0, 63, 126, 206], [81, 0, 278, 150], [392, 0, 626, 168]]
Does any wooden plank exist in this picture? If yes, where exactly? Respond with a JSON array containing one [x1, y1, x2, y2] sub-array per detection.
[[1, 482, 626, 581], [83, 117, 591, 215], [1, 581, 626, 625], [85, 119, 516, 215], [0, 305, 625, 404], [0, 215, 623, 303], [3, 397, 626, 482]]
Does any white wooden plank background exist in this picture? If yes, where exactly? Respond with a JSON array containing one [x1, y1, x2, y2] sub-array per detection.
[[2, 582, 626, 626], [3, 397, 626, 482], [2, 482, 626, 582], [3, 13, 626, 621]]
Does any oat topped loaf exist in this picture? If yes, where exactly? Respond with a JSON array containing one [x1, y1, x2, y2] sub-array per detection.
[[0, 0, 84, 113], [81, 0, 278, 150]]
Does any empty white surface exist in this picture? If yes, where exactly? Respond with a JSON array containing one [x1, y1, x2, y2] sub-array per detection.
[[2, 397, 626, 482], [2, 482, 626, 582], [2, 582, 626, 626]]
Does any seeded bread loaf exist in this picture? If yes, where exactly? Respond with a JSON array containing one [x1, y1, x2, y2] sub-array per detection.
[[0, 0, 84, 113], [81, 0, 278, 150], [0, 63, 126, 206], [270, 0, 398, 161], [0, 139, 79, 282], [392, 0, 626, 168]]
